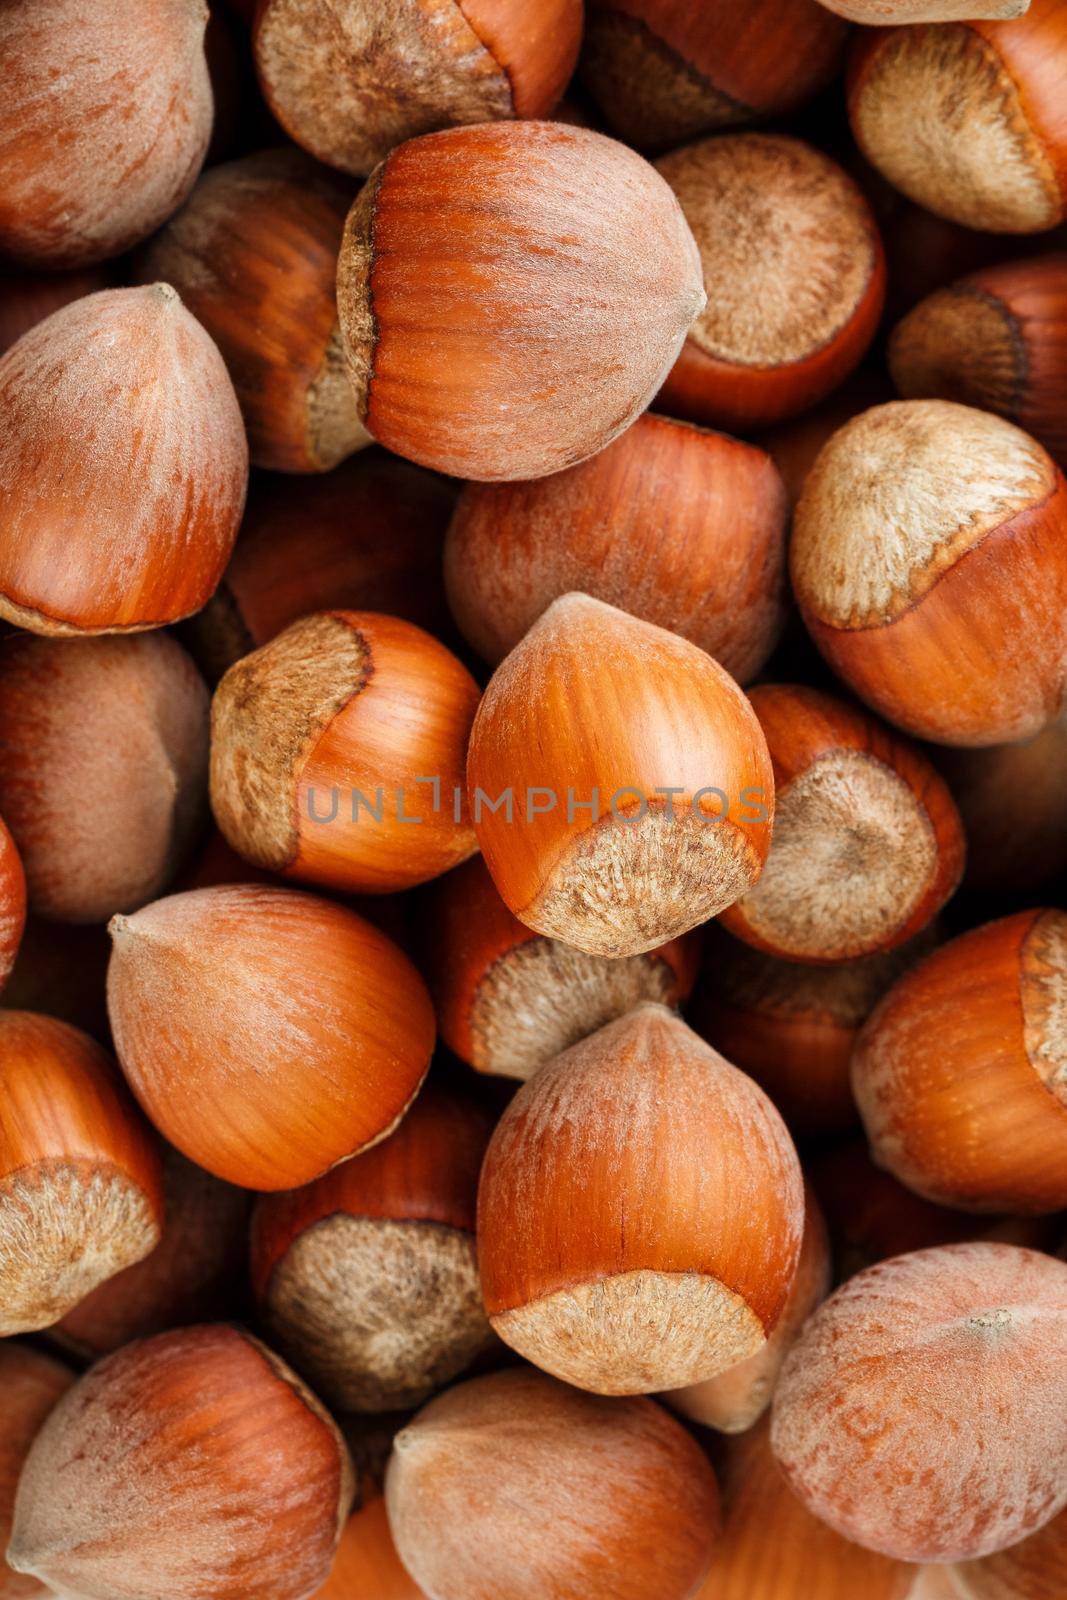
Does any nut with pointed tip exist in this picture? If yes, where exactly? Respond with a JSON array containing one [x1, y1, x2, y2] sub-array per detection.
[[106, 884, 436, 1191], [665, 1186, 831, 1435], [719, 685, 964, 963], [312, 1498, 424, 1599], [182, 452, 456, 684], [0, 818, 26, 995], [136, 149, 370, 473], [889, 254, 1067, 470], [0, 285, 247, 637], [385, 1369, 720, 1600], [821, 0, 1028, 17], [0, 1011, 163, 1336], [478, 1004, 804, 1395], [52, 1150, 250, 1360], [690, 928, 937, 1138], [423, 855, 701, 1082], [444, 412, 788, 682], [771, 1242, 1067, 1563], [254, 0, 582, 178], [852, 910, 1067, 1215], [210, 611, 480, 894], [467, 593, 774, 958], [952, 1501, 1067, 1599], [791, 400, 1067, 746], [335, 122, 705, 481], [0, 632, 209, 925], [251, 1086, 495, 1413], [0, 1345, 74, 1600], [654, 135, 886, 432], [692, 1414, 913, 1600], [580, 0, 848, 152], [848, 0, 1067, 234], [7, 1325, 354, 1600], [0, 0, 212, 268]]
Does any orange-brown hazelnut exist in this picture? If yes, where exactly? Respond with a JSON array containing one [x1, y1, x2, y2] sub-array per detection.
[[0, 1344, 74, 1600], [210, 611, 480, 894], [311, 1498, 424, 1599], [7, 1325, 354, 1600], [335, 122, 705, 480], [444, 412, 788, 682], [0, 286, 248, 636], [0, 817, 25, 995], [478, 1004, 804, 1394]]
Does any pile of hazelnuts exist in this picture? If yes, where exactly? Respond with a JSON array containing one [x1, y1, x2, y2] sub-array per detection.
[[2, 0, 1067, 1597]]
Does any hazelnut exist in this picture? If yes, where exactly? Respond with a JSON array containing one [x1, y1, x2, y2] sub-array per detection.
[[182, 451, 456, 684], [852, 910, 1067, 1214], [580, 0, 848, 152], [51, 1149, 251, 1360], [665, 1186, 832, 1435], [422, 855, 700, 1083], [444, 412, 788, 682], [335, 122, 706, 480], [771, 1242, 1067, 1562], [136, 148, 370, 473], [848, 1, 1067, 233], [953, 1501, 1066, 1599], [253, 0, 583, 176], [791, 400, 1067, 746], [7, 1325, 354, 1600], [210, 611, 480, 894], [106, 884, 436, 1190], [0, 285, 248, 636], [0, 818, 26, 995], [0, 1011, 163, 1335], [693, 1414, 913, 1600], [477, 1004, 804, 1394], [655, 134, 886, 431], [0, 632, 209, 924], [312, 1498, 424, 1599], [385, 1368, 721, 1600], [889, 254, 1067, 470], [466, 593, 774, 958], [251, 1086, 495, 1412], [719, 684, 964, 962], [0, 0, 212, 267], [690, 928, 936, 1138], [822, 0, 1029, 16], [0, 1344, 74, 1600]]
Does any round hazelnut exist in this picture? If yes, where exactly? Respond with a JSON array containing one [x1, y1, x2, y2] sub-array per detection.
[[106, 884, 436, 1190], [0, 632, 209, 924], [665, 1186, 831, 1435], [791, 400, 1067, 746], [771, 1242, 1067, 1562], [385, 1368, 720, 1600], [182, 451, 456, 683], [253, 0, 583, 176], [0, 0, 212, 267], [0, 1344, 74, 1600], [580, 0, 848, 152], [851, 910, 1067, 1214], [251, 1086, 495, 1412], [467, 593, 774, 958], [655, 134, 886, 431], [0, 1011, 163, 1335], [690, 928, 936, 1138], [335, 121, 706, 480], [51, 1149, 250, 1360], [0, 285, 248, 636], [848, 1, 1067, 233], [822, 0, 1029, 16], [889, 254, 1067, 470], [477, 1004, 804, 1394], [136, 148, 370, 473], [210, 611, 480, 894], [7, 1325, 354, 1600], [422, 855, 701, 1082], [719, 684, 964, 962], [444, 412, 788, 682]]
